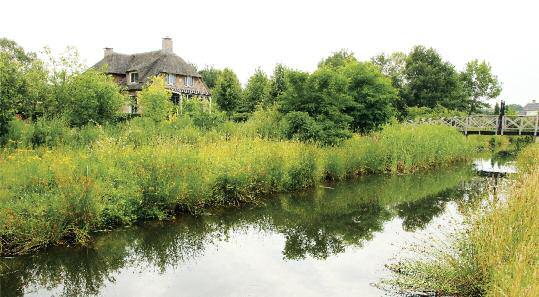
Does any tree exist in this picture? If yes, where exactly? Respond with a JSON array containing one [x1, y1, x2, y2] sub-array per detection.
[[279, 67, 354, 145], [0, 52, 26, 139], [213, 68, 242, 117], [342, 62, 398, 133], [318, 49, 357, 69], [64, 69, 124, 126], [241, 68, 270, 113], [460, 59, 502, 114], [493, 102, 500, 115], [199, 66, 222, 90], [268, 64, 287, 104], [371, 52, 408, 118], [138, 76, 173, 122], [403, 46, 466, 110]]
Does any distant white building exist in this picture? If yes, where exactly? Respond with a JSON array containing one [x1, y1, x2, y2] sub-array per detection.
[[522, 100, 539, 116]]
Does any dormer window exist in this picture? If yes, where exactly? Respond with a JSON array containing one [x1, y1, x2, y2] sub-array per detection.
[[166, 73, 176, 86], [129, 72, 138, 84], [185, 76, 193, 87]]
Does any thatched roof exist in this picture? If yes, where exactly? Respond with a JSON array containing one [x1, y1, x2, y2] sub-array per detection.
[[91, 50, 201, 88]]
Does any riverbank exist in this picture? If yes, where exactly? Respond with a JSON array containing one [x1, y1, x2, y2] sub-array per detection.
[[0, 124, 479, 256], [386, 143, 539, 296]]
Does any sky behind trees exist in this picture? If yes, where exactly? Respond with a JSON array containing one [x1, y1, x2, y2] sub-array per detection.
[[2, 0, 537, 105]]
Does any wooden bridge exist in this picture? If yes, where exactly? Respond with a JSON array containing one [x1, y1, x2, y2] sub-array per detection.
[[418, 115, 539, 136]]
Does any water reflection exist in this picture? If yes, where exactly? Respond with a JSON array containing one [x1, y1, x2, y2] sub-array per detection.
[[0, 165, 493, 297]]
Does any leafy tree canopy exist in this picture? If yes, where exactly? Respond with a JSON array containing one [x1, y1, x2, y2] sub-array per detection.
[[460, 59, 502, 113], [214, 68, 242, 117], [199, 66, 222, 90], [241, 68, 270, 113], [64, 69, 124, 126], [403, 45, 466, 110]]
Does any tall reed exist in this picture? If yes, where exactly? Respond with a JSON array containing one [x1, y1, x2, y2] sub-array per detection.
[[0, 124, 480, 255]]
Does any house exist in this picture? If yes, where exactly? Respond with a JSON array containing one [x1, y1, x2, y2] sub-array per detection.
[[91, 37, 211, 113], [522, 100, 539, 116]]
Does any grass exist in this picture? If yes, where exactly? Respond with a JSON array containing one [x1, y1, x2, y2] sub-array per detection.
[[0, 123, 480, 256], [386, 143, 539, 297]]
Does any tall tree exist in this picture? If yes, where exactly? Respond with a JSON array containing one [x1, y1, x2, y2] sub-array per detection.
[[268, 64, 287, 104], [279, 67, 354, 145], [318, 49, 357, 69], [342, 62, 398, 133], [241, 68, 270, 113], [460, 59, 502, 114], [371, 51, 407, 118], [213, 68, 242, 117], [199, 66, 222, 90], [403, 46, 466, 110]]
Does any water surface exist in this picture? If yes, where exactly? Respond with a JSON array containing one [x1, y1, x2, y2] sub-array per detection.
[[0, 164, 497, 297]]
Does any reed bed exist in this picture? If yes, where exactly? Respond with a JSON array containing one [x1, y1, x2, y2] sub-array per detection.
[[0, 124, 478, 255], [386, 143, 539, 297]]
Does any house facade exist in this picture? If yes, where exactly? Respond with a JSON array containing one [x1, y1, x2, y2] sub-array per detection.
[[522, 100, 539, 116], [91, 37, 211, 113]]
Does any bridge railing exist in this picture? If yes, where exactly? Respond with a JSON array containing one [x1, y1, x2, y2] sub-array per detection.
[[413, 115, 539, 136]]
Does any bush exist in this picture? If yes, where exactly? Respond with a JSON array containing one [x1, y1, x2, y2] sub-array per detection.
[[138, 76, 173, 122], [63, 69, 124, 126], [31, 117, 71, 148]]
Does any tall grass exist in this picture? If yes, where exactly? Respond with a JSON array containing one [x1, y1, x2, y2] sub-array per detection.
[[0, 124, 479, 255], [386, 143, 539, 296]]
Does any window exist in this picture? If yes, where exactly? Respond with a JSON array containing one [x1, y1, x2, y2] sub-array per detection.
[[185, 76, 193, 87], [129, 72, 138, 84], [166, 73, 176, 86]]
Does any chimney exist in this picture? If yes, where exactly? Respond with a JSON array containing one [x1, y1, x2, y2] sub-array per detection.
[[162, 37, 173, 53], [104, 47, 113, 57]]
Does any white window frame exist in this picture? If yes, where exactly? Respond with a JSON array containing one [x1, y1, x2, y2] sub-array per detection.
[[185, 76, 193, 87], [166, 73, 176, 86], [129, 72, 138, 84]]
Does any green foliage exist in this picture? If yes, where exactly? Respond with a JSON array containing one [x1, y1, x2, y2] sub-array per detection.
[[268, 64, 287, 104], [0, 123, 479, 255], [318, 49, 358, 69], [241, 68, 270, 113], [371, 51, 408, 118], [0, 52, 24, 140], [183, 99, 226, 130], [278, 67, 354, 145], [460, 59, 502, 113], [199, 66, 222, 90], [63, 69, 124, 126], [406, 105, 467, 120], [213, 68, 242, 117], [403, 45, 467, 110], [387, 145, 539, 297], [138, 76, 173, 122], [342, 62, 397, 133]]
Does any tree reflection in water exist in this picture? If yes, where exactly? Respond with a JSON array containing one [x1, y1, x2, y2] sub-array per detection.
[[0, 165, 494, 297]]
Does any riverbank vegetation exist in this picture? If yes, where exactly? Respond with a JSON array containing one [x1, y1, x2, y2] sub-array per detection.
[[0, 38, 505, 256], [386, 144, 539, 296], [0, 123, 480, 256]]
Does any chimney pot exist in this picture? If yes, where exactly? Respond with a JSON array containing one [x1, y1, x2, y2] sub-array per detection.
[[162, 37, 173, 53], [104, 47, 113, 57]]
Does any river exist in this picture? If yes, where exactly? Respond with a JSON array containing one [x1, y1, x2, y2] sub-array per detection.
[[0, 160, 512, 297]]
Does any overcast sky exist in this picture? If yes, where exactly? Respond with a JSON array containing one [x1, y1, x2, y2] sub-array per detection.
[[2, 0, 537, 105]]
